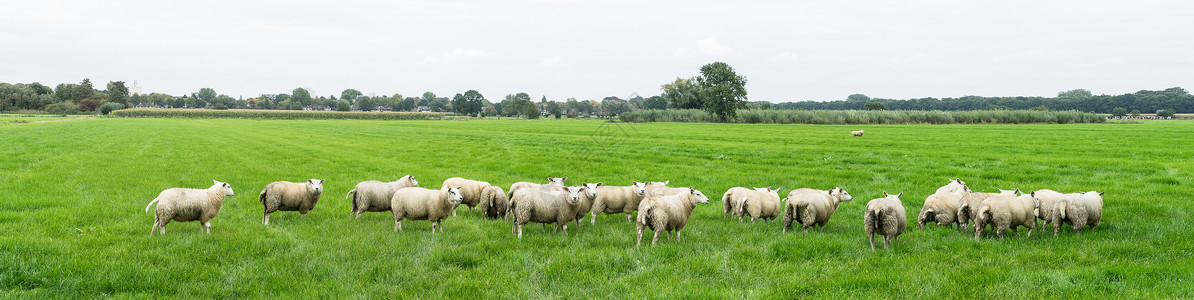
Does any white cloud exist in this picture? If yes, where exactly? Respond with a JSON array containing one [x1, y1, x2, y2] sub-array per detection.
[[418, 48, 488, 64], [770, 52, 800, 63], [675, 38, 734, 57], [536, 56, 563, 68]]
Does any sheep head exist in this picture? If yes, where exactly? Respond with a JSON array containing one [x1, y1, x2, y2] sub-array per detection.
[[688, 188, 710, 204], [565, 186, 584, 204], [307, 179, 325, 194], [832, 187, 853, 202], [404, 175, 419, 187], [631, 181, 647, 196], [547, 177, 567, 186], [446, 187, 463, 205], [582, 183, 601, 198], [213, 180, 234, 196]]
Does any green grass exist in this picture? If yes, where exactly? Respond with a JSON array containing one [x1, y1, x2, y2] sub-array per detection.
[[110, 108, 447, 120], [0, 114, 88, 125], [1, 118, 1191, 298], [620, 109, 1107, 124]]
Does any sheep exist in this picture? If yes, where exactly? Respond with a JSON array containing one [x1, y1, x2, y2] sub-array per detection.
[[476, 185, 509, 219], [345, 175, 418, 218], [590, 181, 648, 224], [647, 181, 694, 197], [720, 187, 753, 219], [145, 180, 235, 235], [571, 183, 601, 227], [917, 184, 971, 229], [1029, 189, 1064, 227], [863, 191, 907, 250], [852, 130, 864, 136], [782, 187, 853, 233], [259, 179, 325, 225], [505, 177, 567, 220], [636, 187, 711, 246], [509, 185, 587, 238], [735, 187, 783, 223], [1052, 191, 1104, 236], [956, 189, 1017, 231], [442, 177, 492, 216], [972, 191, 1037, 240], [390, 186, 464, 232], [935, 178, 968, 195]]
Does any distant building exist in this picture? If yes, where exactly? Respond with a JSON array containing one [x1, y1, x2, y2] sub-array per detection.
[[261, 94, 279, 99], [129, 81, 144, 95]]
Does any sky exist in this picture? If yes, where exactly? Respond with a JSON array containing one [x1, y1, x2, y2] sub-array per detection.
[[2, 0, 1191, 102]]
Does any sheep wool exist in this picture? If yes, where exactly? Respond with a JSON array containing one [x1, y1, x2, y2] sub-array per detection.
[[636, 187, 711, 246], [442, 177, 492, 215], [477, 185, 509, 219], [509, 186, 586, 238], [145, 180, 235, 235], [973, 192, 1037, 240], [259, 179, 325, 225], [346, 175, 418, 218], [783, 187, 853, 233], [390, 186, 464, 232], [590, 181, 649, 224], [1053, 191, 1104, 236], [863, 191, 907, 250]]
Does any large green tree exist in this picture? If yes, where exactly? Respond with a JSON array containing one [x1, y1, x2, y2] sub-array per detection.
[[451, 90, 485, 116], [340, 89, 362, 104], [643, 95, 668, 110], [292, 88, 312, 108], [197, 88, 216, 103], [661, 77, 703, 109], [697, 62, 748, 121], [106, 81, 129, 105]]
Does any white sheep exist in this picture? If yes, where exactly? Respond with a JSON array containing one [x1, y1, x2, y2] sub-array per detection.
[[735, 187, 782, 223], [917, 184, 970, 229], [782, 187, 853, 233], [571, 183, 601, 227], [973, 190, 1037, 240], [506, 177, 567, 220], [259, 179, 325, 225], [720, 187, 753, 219], [852, 130, 864, 136], [346, 175, 418, 218], [636, 187, 711, 246], [477, 185, 509, 219], [442, 177, 492, 216], [863, 191, 907, 250], [509, 186, 586, 238], [1028, 189, 1064, 227], [956, 189, 1016, 231], [1053, 191, 1104, 236], [647, 181, 695, 197], [590, 181, 648, 224], [390, 186, 464, 232], [935, 178, 968, 195], [145, 180, 235, 235]]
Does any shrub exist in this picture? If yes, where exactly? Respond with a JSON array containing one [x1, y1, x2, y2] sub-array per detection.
[[1129, 110, 1141, 117], [79, 98, 100, 112], [619, 109, 1105, 124], [209, 103, 229, 110], [1156, 109, 1176, 118], [98, 102, 125, 115], [864, 101, 886, 111], [45, 101, 81, 116]]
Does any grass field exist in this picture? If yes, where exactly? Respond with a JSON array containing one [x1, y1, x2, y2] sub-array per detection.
[[1, 118, 1191, 298], [0, 114, 88, 125]]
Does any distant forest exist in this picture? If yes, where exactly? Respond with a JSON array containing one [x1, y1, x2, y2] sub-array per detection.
[[772, 88, 1193, 114]]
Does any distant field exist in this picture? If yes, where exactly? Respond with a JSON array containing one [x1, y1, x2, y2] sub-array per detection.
[[0, 114, 88, 125], [1, 118, 1191, 298]]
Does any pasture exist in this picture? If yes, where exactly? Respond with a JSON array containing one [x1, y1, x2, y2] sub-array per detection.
[[1, 117, 1191, 298]]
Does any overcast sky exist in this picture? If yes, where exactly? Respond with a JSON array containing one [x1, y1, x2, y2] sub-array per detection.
[[2, 1, 1191, 102]]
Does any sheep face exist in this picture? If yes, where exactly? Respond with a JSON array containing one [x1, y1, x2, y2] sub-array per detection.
[[690, 189, 710, 204], [548, 177, 567, 186], [213, 180, 235, 196], [582, 183, 601, 198], [565, 186, 584, 204], [832, 187, 853, 202], [447, 187, 464, 205], [631, 182, 647, 196], [307, 179, 325, 194], [405, 175, 419, 187]]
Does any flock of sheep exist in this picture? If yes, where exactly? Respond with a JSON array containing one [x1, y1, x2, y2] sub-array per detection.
[[144, 177, 1104, 249]]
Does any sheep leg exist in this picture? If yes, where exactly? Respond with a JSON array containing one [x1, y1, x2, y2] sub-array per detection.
[[997, 227, 1007, 240], [517, 223, 524, 238], [590, 212, 598, 225], [869, 232, 876, 251], [542, 223, 547, 232], [636, 225, 644, 246], [652, 230, 661, 245], [150, 220, 160, 235], [562, 224, 568, 234], [263, 213, 270, 226], [626, 213, 633, 223], [883, 235, 891, 249]]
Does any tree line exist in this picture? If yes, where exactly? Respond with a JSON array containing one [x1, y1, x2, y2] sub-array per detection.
[[773, 88, 1194, 114]]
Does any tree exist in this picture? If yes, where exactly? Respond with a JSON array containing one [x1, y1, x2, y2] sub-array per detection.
[[643, 96, 668, 110], [197, 88, 216, 103], [1129, 109, 1141, 116], [1156, 109, 1176, 118], [546, 101, 562, 118], [1111, 107, 1128, 116], [847, 94, 871, 102], [292, 88, 312, 108], [697, 62, 748, 121], [340, 89, 362, 104], [430, 97, 450, 112], [865, 101, 886, 110], [421, 92, 437, 107], [661, 77, 703, 109], [395, 97, 416, 112], [336, 100, 351, 111], [451, 90, 485, 116], [107, 81, 129, 105], [1057, 89, 1093, 101]]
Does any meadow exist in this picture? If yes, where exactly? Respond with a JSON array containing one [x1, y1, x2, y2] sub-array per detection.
[[1, 117, 1191, 298]]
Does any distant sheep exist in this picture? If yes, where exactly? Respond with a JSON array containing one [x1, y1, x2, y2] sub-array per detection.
[[477, 185, 509, 219], [1053, 191, 1104, 236], [346, 175, 418, 218], [636, 187, 711, 246], [863, 191, 907, 250], [390, 186, 464, 232], [442, 177, 493, 216], [509, 186, 586, 238], [145, 180, 235, 235], [259, 179, 325, 225], [852, 130, 864, 136], [590, 181, 648, 224], [736, 187, 782, 223], [782, 187, 853, 233], [973, 191, 1037, 240]]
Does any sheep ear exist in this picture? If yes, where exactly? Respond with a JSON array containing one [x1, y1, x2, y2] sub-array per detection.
[[896, 192, 903, 198], [213, 180, 219, 185], [597, 182, 604, 186], [1098, 191, 1104, 196], [882, 191, 889, 197], [1030, 191, 1036, 197], [320, 179, 326, 184], [1014, 188, 1021, 195], [562, 177, 568, 181]]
